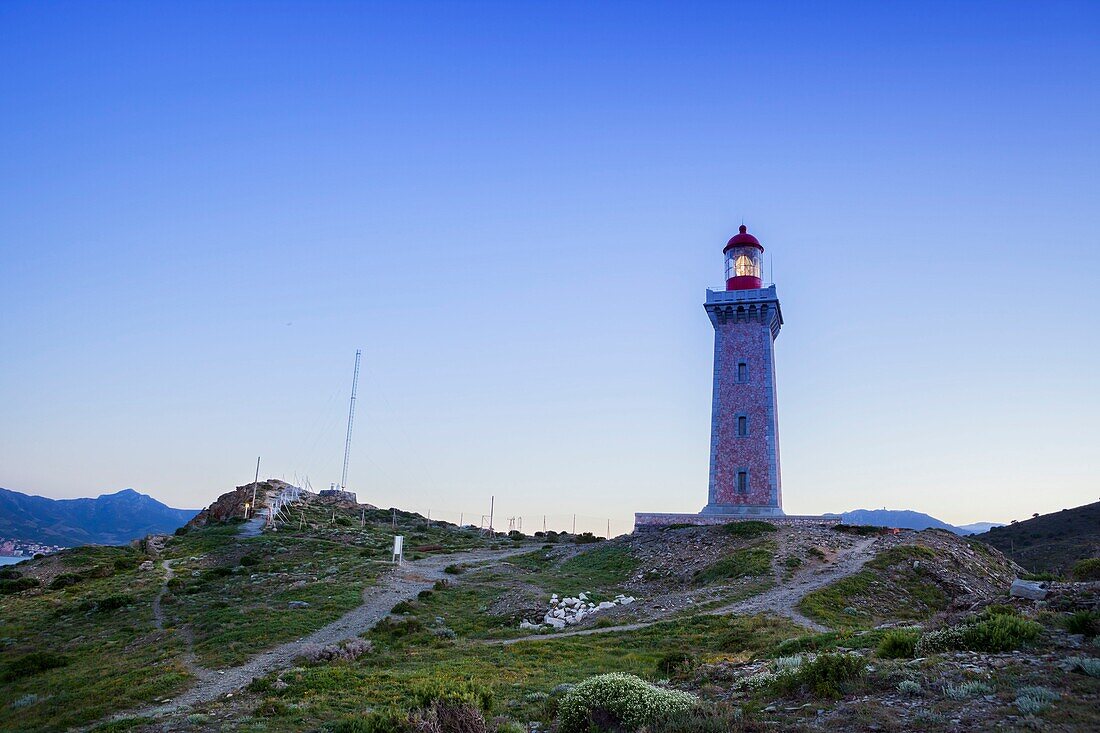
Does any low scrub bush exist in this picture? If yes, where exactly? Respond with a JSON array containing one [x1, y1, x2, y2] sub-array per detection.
[[411, 702, 488, 733], [773, 653, 866, 698], [1014, 685, 1059, 714], [942, 681, 993, 699], [655, 651, 696, 677], [0, 576, 40, 594], [48, 573, 83, 590], [0, 568, 23, 579], [411, 679, 493, 713], [94, 594, 132, 612], [1066, 656, 1100, 677], [833, 524, 889, 536], [1064, 610, 1099, 638], [0, 651, 69, 682], [1072, 558, 1100, 581], [574, 532, 602, 544], [897, 680, 922, 695], [877, 630, 920, 659], [961, 615, 1041, 652], [915, 614, 1041, 655], [239, 554, 260, 566], [443, 564, 465, 575], [645, 703, 745, 732], [299, 638, 372, 664], [391, 600, 415, 614], [557, 673, 696, 733], [720, 521, 777, 539], [331, 709, 414, 733]]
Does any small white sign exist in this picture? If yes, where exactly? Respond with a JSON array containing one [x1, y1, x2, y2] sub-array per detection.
[[392, 535, 404, 564]]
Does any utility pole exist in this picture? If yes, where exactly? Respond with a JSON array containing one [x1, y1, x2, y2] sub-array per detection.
[[572, 514, 576, 535], [607, 519, 610, 538], [341, 349, 362, 490], [489, 496, 494, 534], [250, 456, 260, 517]]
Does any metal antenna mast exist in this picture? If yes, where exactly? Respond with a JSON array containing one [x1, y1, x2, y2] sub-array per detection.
[[340, 349, 362, 490]]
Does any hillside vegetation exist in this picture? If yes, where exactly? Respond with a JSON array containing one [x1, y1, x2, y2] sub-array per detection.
[[975, 501, 1100, 575], [0, 488, 1097, 733]]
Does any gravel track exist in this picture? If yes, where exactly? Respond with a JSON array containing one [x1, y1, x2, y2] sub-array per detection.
[[116, 547, 518, 722], [490, 536, 880, 645]]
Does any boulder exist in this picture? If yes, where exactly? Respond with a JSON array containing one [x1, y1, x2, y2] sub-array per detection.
[[1009, 579, 1048, 600]]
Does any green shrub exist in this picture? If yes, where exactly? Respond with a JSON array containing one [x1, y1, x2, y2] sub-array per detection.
[[1021, 572, 1058, 581], [411, 678, 493, 713], [239, 554, 260, 566], [574, 532, 602, 544], [433, 579, 450, 591], [94, 594, 132, 612], [48, 572, 83, 590], [391, 600, 415, 614], [0, 576, 40, 594], [0, 651, 69, 682], [330, 709, 413, 733], [645, 704, 745, 732], [443, 564, 465, 575], [112, 557, 136, 571], [833, 524, 889, 536], [1064, 610, 1099, 638], [557, 673, 696, 733], [961, 615, 1041, 652], [0, 567, 24, 579], [784, 556, 803, 570], [720, 521, 777, 539], [1072, 558, 1100, 581], [417, 589, 433, 600], [655, 651, 696, 676], [877, 630, 919, 659], [773, 653, 866, 698]]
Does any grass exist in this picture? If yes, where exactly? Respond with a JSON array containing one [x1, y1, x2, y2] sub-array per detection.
[[797, 544, 947, 629], [0, 498, 503, 732], [247, 613, 803, 731], [507, 544, 639, 598], [694, 545, 774, 585]]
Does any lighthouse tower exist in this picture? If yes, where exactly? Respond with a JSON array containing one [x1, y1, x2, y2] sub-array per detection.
[[701, 225, 784, 516]]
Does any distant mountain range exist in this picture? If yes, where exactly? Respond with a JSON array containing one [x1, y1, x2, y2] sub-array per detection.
[[826, 509, 1003, 536], [0, 487, 198, 548]]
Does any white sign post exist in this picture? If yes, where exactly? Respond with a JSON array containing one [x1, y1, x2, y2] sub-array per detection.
[[392, 535, 404, 565]]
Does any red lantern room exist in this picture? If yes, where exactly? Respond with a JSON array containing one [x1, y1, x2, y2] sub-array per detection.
[[723, 225, 764, 290]]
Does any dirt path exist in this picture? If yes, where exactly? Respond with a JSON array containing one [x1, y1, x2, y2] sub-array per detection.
[[151, 559, 174, 630], [117, 547, 519, 722], [491, 536, 880, 645]]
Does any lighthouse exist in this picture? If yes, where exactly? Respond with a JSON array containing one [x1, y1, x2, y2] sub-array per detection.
[[701, 225, 784, 516]]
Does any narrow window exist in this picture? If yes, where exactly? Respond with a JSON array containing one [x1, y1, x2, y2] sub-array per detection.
[[737, 361, 748, 382], [737, 415, 748, 437], [737, 471, 748, 494]]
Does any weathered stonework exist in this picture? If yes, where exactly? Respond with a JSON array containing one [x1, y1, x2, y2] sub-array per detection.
[[701, 285, 783, 515], [633, 512, 833, 530]]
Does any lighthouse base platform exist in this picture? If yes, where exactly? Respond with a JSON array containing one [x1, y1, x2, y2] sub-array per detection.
[[633, 511, 836, 532]]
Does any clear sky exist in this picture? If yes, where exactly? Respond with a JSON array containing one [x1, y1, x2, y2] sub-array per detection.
[[2, 1, 1098, 535]]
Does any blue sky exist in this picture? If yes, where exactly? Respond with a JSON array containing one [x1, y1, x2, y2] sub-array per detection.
[[2, 1, 1098, 534]]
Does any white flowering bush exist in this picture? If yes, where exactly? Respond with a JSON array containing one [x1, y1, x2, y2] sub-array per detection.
[[914, 626, 966, 656], [557, 673, 696, 733]]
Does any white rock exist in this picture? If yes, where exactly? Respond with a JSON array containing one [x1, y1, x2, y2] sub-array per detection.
[[1009, 579, 1047, 600], [578, 592, 588, 601], [619, 596, 635, 605], [598, 601, 615, 610]]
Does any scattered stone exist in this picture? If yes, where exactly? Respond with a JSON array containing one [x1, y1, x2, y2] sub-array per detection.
[[287, 601, 310, 609]]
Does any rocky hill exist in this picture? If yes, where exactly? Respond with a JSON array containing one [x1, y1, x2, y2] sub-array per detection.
[[0, 486, 198, 547], [975, 500, 1100, 575]]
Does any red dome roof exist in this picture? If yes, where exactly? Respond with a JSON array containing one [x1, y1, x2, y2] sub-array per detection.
[[723, 224, 763, 253]]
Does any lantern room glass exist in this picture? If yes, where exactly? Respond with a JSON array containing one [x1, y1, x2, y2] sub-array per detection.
[[725, 247, 761, 281]]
